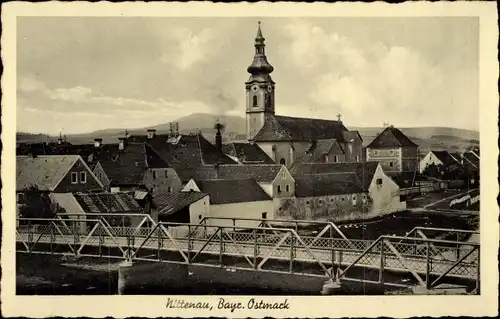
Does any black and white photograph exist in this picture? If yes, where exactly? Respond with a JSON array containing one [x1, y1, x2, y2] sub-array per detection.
[[2, 2, 498, 318]]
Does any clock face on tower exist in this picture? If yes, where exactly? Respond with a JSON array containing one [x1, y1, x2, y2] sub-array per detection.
[[267, 85, 272, 92], [251, 85, 259, 92]]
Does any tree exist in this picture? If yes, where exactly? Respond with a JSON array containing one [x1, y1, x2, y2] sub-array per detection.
[[18, 185, 65, 221]]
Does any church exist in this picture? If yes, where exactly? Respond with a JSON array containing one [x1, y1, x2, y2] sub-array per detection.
[[244, 22, 364, 168]]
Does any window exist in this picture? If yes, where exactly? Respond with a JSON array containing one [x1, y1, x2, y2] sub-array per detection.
[[319, 199, 323, 204], [389, 150, 394, 156], [334, 155, 338, 163], [341, 197, 345, 201], [262, 212, 267, 219], [71, 172, 78, 184], [374, 150, 379, 156], [164, 170, 168, 178], [356, 155, 360, 162], [98, 172, 103, 179], [198, 215, 202, 220], [389, 161, 394, 167], [277, 185, 282, 193], [153, 171, 157, 179], [352, 195, 357, 205], [306, 201, 310, 205], [376, 178, 383, 185], [168, 186, 173, 193], [253, 95, 258, 107], [80, 171, 87, 184], [324, 154, 329, 162], [285, 185, 290, 192], [279, 158, 286, 165], [17, 193, 23, 203]]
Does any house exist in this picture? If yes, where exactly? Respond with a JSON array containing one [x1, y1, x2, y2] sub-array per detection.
[[16, 155, 104, 196], [50, 191, 145, 232], [127, 130, 237, 170], [222, 142, 275, 164], [419, 150, 462, 174], [92, 140, 182, 195], [451, 151, 480, 186], [287, 161, 406, 221], [176, 164, 295, 214], [182, 178, 273, 228], [152, 191, 210, 224], [366, 126, 419, 175], [242, 23, 364, 167]]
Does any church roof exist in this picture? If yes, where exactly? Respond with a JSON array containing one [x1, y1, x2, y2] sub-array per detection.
[[252, 115, 349, 142], [366, 126, 418, 148], [222, 142, 274, 164]]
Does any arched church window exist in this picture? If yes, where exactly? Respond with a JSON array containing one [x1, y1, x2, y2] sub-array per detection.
[[280, 158, 286, 166], [253, 95, 258, 107]]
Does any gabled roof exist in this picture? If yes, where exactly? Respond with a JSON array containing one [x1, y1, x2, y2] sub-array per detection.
[[176, 164, 286, 183], [342, 131, 363, 143], [17, 155, 81, 191], [305, 139, 345, 160], [294, 173, 364, 197], [462, 152, 479, 170], [141, 133, 237, 169], [253, 115, 349, 142], [154, 191, 209, 216], [195, 179, 272, 204], [431, 151, 460, 166], [222, 142, 274, 164], [73, 192, 142, 214], [289, 161, 379, 191], [97, 143, 169, 185], [366, 126, 418, 148]]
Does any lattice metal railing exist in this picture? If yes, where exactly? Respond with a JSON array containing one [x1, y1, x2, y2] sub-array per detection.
[[16, 216, 480, 290]]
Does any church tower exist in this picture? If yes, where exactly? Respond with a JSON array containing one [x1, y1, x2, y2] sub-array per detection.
[[246, 21, 275, 141]]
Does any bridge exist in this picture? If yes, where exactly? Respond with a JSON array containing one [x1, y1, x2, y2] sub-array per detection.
[[16, 213, 480, 294]]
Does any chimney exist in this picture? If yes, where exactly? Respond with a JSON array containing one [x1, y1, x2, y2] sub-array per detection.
[[147, 129, 156, 139], [118, 137, 126, 150], [94, 138, 103, 148], [215, 121, 223, 152], [57, 137, 63, 145]]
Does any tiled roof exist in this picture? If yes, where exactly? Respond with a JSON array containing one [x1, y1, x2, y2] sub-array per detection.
[[304, 139, 345, 162], [462, 152, 479, 170], [73, 192, 142, 214], [16, 155, 80, 191], [253, 115, 349, 142], [142, 134, 237, 169], [294, 173, 364, 197], [432, 151, 460, 166], [195, 179, 272, 204], [366, 127, 418, 148], [222, 143, 274, 164], [289, 161, 379, 191], [97, 143, 169, 185], [154, 191, 208, 216], [176, 164, 285, 183]]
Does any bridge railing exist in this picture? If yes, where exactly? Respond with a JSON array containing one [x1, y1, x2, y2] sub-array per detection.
[[404, 226, 479, 242], [338, 235, 480, 292]]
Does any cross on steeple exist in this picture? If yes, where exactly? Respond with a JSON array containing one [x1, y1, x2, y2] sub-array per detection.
[[337, 113, 342, 122]]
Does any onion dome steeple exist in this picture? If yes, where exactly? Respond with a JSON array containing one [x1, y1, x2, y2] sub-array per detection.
[[247, 21, 274, 75]]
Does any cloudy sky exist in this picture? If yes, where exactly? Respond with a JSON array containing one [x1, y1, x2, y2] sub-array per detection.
[[17, 17, 479, 135]]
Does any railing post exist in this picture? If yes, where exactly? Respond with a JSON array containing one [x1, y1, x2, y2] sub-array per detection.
[[203, 219, 207, 238], [232, 219, 236, 233], [426, 241, 431, 289], [253, 230, 258, 269], [157, 228, 162, 261], [339, 249, 343, 267], [379, 238, 384, 286], [99, 230, 103, 257], [289, 232, 294, 273], [456, 233, 460, 261], [27, 220, 32, 252], [49, 223, 54, 254], [475, 247, 480, 294], [187, 225, 191, 264], [219, 227, 224, 268], [330, 227, 335, 267]]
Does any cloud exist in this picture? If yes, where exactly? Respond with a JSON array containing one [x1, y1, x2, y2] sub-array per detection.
[[280, 20, 471, 127], [160, 27, 215, 71]]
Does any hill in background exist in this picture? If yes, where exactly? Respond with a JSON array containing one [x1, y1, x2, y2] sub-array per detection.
[[17, 113, 479, 154]]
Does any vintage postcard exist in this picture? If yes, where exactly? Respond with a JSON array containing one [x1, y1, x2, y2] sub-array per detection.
[[1, 1, 498, 318]]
